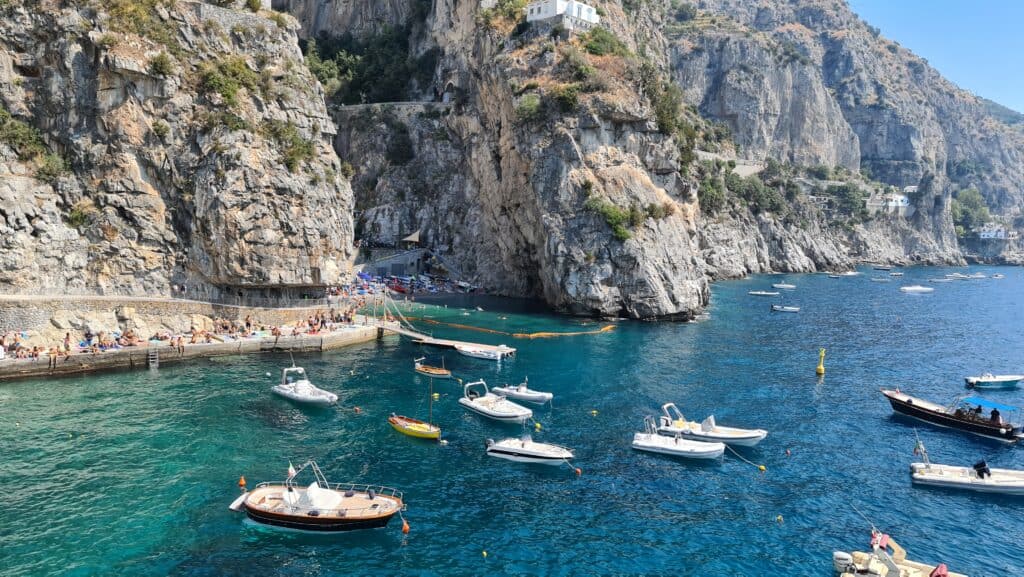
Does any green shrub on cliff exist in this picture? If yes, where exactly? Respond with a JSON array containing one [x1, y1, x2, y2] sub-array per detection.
[[582, 28, 630, 57], [951, 187, 990, 236], [148, 52, 173, 77], [584, 197, 632, 241], [0, 107, 47, 161], [552, 84, 580, 112], [106, 0, 181, 54], [515, 94, 542, 122], [35, 153, 68, 183], [261, 120, 314, 172], [200, 57, 260, 107]]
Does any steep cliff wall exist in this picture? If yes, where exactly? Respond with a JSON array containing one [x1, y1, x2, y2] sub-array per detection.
[[0, 0, 353, 298], [677, 0, 1024, 215]]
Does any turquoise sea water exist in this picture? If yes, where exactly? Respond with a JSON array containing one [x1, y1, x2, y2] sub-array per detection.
[[2, 266, 1024, 576]]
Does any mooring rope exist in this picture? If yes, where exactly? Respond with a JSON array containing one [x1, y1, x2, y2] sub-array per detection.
[[726, 445, 767, 473]]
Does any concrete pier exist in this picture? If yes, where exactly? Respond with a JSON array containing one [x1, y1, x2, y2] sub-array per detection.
[[0, 325, 384, 382]]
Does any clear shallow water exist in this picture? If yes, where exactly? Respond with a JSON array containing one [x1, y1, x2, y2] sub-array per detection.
[[2, 266, 1024, 576]]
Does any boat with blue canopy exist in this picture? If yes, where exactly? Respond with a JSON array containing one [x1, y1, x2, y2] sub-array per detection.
[[881, 389, 1024, 442]]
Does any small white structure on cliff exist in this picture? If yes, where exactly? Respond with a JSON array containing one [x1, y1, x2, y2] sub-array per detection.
[[866, 191, 914, 217], [526, 0, 600, 31], [977, 223, 1008, 240]]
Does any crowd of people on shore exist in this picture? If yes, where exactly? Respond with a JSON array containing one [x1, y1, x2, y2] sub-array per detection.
[[0, 304, 369, 366]]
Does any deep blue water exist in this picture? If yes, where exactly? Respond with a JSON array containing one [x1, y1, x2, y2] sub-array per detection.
[[2, 266, 1023, 576]]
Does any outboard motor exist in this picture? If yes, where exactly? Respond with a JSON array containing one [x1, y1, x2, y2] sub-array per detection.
[[832, 551, 854, 572], [973, 460, 991, 479]]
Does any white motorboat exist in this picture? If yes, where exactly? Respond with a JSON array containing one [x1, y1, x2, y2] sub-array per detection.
[[485, 436, 573, 464], [272, 366, 338, 406], [454, 343, 515, 360], [899, 285, 933, 293], [968, 272, 987, 279], [964, 373, 1023, 389], [928, 278, 953, 283], [491, 378, 553, 404], [748, 290, 780, 296], [828, 274, 843, 278], [632, 416, 725, 459], [946, 272, 969, 279], [993, 273, 1005, 279], [841, 271, 861, 276], [889, 271, 904, 277], [458, 380, 532, 423], [869, 277, 891, 283], [771, 283, 796, 289], [656, 403, 767, 447], [833, 531, 966, 577], [770, 305, 800, 313], [910, 440, 1024, 494]]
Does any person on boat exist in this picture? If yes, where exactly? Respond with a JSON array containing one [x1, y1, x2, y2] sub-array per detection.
[[991, 408, 1002, 424], [973, 405, 984, 418]]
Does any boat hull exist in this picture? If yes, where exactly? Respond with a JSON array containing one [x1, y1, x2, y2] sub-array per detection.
[[458, 398, 531, 423], [415, 368, 452, 379], [965, 376, 1021, 389], [910, 463, 1024, 495], [656, 427, 767, 447], [882, 390, 1022, 442], [631, 434, 725, 459], [272, 386, 337, 406], [389, 416, 441, 440], [491, 387, 553, 404], [486, 448, 571, 464], [242, 506, 397, 532]]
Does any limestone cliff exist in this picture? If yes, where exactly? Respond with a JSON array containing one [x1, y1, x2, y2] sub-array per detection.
[[0, 0, 353, 299]]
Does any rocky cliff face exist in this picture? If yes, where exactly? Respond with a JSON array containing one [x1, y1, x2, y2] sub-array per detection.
[[0, 0, 353, 298], [290, 0, 975, 318], [676, 0, 1024, 214]]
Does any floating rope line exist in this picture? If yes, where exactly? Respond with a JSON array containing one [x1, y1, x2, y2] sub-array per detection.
[[726, 445, 767, 473], [405, 317, 616, 339]]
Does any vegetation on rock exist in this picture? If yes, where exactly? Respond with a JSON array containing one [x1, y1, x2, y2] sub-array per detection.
[[199, 57, 260, 107], [261, 120, 314, 172], [951, 188, 991, 237]]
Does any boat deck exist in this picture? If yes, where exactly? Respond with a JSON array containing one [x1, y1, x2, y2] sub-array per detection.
[[245, 486, 401, 520]]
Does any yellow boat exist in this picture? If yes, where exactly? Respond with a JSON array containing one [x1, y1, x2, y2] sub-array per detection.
[[389, 414, 441, 440], [414, 357, 452, 379]]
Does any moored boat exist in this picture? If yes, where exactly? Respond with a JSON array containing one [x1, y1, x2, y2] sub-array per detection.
[[889, 271, 904, 277], [870, 277, 891, 283], [872, 265, 892, 271], [228, 461, 405, 533], [458, 380, 532, 423], [770, 305, 800, 313], [389, 414, 441, 440], [993, 273, 1005, 279], [910, 439, 1024, 495], [833, 531, 965, 577], [899, 285, 933, 293], [881, 389, 1024, 442], [748, 290, 780, 296], [632, 416, 725, 459], [271, 366, 338, 406], [771, 283, 796, 289], [491, 378, 553, 404], [454, 343, 516, 361], [414, 357, 452, 379], [656, 403, 767, 447], [485, 436, 573, 464], [964, 373, 1022, 389]]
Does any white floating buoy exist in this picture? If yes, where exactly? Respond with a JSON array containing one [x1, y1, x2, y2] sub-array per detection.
[[265, 372, 272, 377]]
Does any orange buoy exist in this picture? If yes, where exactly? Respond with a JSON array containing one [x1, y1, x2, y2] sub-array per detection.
[[354, 406, 362, 414], [238, 475, 247, 490], [402, 519, 410, 534], [575, 468, 582, 476]]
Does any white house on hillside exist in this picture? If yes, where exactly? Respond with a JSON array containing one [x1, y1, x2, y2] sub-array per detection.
[[526, 0, 600, 31], [977, 223, 1008, 240]]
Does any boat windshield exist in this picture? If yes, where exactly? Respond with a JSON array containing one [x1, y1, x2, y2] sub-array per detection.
[[284, 368, 306, 384]]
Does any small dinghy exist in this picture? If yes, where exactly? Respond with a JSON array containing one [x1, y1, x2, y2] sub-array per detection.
[[454, 344, 515, 361], [485, 435, 573, 464], [228, 460, 405, 533], [656, 403, 767, 447], [889, 271, 904, 277], [910, 439, 1024, 495], [632, 416, 725, 459], [870, 277, 891, 283], [828, 274, 843, 279], [928, 278, 953, 283], [873, 265, 892, 271], [491, 378, 553, 404], [748, 290, 780, 296], [946, 272, 969, 279], [771, 283, 796, 289], [389, 414, 441, 440], [993, 273, 1006, 279], [458, 380, 532, 423], [272, 366, 338, 406], [964, 373, 1023, 389], [833, 531, 965, 577], [414, 357, 452, 379], [969, 272, 987, 279], [770, 305, 800, 313], [899, 285, 933, 293]]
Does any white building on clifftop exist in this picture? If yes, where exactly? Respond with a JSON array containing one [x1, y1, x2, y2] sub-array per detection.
[[526, 0, 600, 31]]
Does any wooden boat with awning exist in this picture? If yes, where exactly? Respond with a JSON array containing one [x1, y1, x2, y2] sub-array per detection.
[[881, 389, 1024, 442], [228, 461, 405, 532]]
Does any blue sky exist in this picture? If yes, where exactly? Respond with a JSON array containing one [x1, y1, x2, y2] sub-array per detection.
[[848, 0, 1024, 112]]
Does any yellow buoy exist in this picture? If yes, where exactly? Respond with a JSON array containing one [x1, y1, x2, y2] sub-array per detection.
[[816, 348, 826, 376], [758, 465, 766, 473], [534, 422, 542, 431], [432, 393, 440, 400], [482, 551, 488, 558], [776, 515, 784, 524], [590, 410, 598, 416]]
